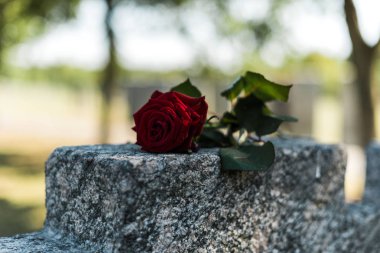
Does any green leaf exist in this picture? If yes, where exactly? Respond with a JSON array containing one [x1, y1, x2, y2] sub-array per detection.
[[273, 115, 298, 122], [217, 112, 240, 134], [255, 115, 283, 136], [262, 105, 273, 115], [243, 71, 291, 102], [234, 94, 264, 132], [220, 112, 238, 125], [198, 127, 231, 148], [255, 114, 298, 136], [220, 141, 275, 171], [220, 76, 245, 100], [170, 78, 202, 98]]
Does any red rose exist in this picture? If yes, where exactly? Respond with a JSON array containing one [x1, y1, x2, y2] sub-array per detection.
[[132, 91, 208, 153]]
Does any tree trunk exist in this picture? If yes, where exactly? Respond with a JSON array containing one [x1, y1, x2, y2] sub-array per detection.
[[99, 0, 118, 143], [352, 49, 375, 147], [344, 0, 379, 147], [0, 3, 6, 72]]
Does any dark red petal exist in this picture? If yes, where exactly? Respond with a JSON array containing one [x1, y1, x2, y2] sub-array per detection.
[[151, 90, 164, 99]]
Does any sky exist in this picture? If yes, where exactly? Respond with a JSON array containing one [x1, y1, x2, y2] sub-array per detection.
[[11, 0, 380, 71]]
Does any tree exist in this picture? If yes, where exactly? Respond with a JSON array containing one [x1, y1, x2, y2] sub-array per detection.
[[344, 0, 380, 146], [98, 0, 190, 143], [0, 0, 79, 71], [210, 0, 379, 146], [99, 0, 119, 143]]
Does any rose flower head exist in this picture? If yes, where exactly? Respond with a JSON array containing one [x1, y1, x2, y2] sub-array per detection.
[[132, 91, 208, 153]]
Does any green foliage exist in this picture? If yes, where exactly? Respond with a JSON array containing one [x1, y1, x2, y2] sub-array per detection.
[[220, 77, 245, 100], [199, 71, 297, 171], [0, 0, 79, 69], [221, 71, 291, 102], [234, 94, 263, 133], [254, 115, 283, 136], [197, 127, 230, 148], [129, 0, 189, 6], [220, 142, 275, 171], [170, 78, 202, 97], [7, 65, 97, 89]]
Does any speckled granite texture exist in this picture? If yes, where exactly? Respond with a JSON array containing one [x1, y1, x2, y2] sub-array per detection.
[[365, 142, 380, 209], [0, 229, 90, 253], [1, 139, 377, 252], [360, 142, 380, 253], [45, 139, 348, 252]]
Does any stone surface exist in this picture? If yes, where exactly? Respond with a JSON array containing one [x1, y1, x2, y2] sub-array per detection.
[[365, 142, 380, 209], [43, 139, 349, 253], [0, 229, 90, 253], [323, 142, 380, 253], [360, 142, 380, 253], [1, 138, 378, 252]]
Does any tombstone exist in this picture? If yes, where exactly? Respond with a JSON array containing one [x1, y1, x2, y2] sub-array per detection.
[[1, 138, 378, 252]]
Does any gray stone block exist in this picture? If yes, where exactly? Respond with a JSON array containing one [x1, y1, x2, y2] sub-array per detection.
[[0, 230, 90, 253], [1, 138, 376, 252], [43, 139, 347, 252], [365, 142, 380, 209], [360, 142, 380, 253]]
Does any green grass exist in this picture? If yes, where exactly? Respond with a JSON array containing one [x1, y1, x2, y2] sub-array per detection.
[[0, 150, 46, 236]]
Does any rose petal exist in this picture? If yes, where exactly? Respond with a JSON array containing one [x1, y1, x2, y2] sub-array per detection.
[[133, 91, 208, 153]]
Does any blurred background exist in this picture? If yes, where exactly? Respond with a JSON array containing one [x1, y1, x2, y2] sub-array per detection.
[[0, 0, 379, 236]]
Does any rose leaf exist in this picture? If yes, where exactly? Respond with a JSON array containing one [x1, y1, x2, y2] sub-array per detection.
[[273, 114, 298, 122], [170, 78, 202, 98], [220, 112, 238, 125], [220, 76, 245, 101], [220, 141, 275, 171], [198, 127, 231, 148], [255, 115, 283, 136], [255, 114, 298, 136], [243, 71, 292, 102], [234, 94, 264, 132]]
